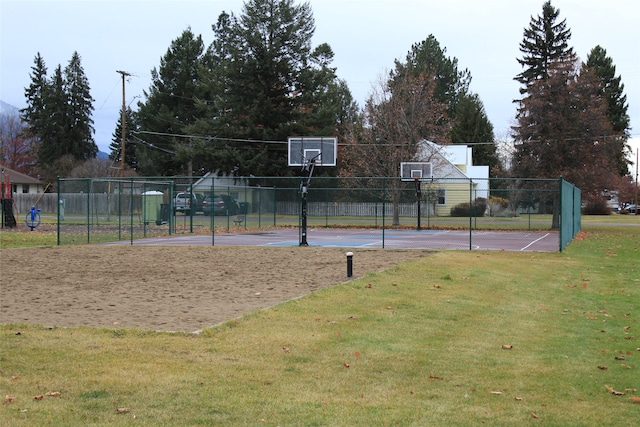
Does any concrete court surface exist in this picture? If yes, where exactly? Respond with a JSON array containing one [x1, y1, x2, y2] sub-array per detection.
[[104, 227, 560, 252]]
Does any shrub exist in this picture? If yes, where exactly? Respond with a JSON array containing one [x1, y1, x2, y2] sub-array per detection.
[[488, 196, 510, 217], [582, 195, 612, 215], [450, 198, 487, 217]]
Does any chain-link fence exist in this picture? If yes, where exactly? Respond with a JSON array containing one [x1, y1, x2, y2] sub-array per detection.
[[56, 178, 174, 245], [54, 176, 580, 250]]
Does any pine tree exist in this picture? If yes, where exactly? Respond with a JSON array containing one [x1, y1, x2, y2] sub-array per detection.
[[392, 34, 499, 175], [585, 45, 631, 175], [450, 93, 499, 174], [196, 0, 352, 177], [21, 52, 97, 181], [513, 58, 615, 204], [515, 0, 575, 92], [136, 28, 205, 176], [37, 65, 67, 167], [399, 35, 472, 116], [109, 106, 139, 171], [21, 53, 49, 145], [63, 51, 97, 161]]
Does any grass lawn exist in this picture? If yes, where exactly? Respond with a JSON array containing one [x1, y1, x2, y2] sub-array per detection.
[[1, 222, 639, 425]]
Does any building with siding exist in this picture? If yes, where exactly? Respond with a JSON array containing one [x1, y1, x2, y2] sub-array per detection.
[[416, 141, 489, 216], [0, 164, 45, 195]]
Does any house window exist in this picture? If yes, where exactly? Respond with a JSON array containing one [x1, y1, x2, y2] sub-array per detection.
[[22, 185, 30, 194], [436, 189, 446, 205]]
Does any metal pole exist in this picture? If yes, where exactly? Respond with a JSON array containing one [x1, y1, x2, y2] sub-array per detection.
[[299, 159, 315, 246], [469, 179, 472, 250], [57, 176, 61, 245], [415, 177, 422, 231], [300, 182, 308, 246], [635, 148, 638, 216]]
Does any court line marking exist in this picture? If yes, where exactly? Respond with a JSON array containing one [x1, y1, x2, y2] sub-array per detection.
[[520, 233, 551, 251]]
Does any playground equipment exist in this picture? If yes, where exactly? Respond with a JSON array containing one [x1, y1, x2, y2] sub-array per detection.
[[1, 172, 17, 228], [25, 206, 41, 231]]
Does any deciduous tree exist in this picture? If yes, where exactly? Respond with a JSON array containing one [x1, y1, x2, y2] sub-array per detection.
[[340, 70, 449, 225], [397, 35, 498, 173], [513, 2, 626, 219], [513, 58, 615, 216], [1, 109, 36, 175]]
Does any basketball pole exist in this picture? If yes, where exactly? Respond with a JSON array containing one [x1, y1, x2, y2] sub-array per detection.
[[300, 157, 316, 246], [635, 147, 638, 216], [415, 177, 422, 231]]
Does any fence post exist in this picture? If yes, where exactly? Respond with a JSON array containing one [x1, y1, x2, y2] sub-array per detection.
[[57, 177, 61, 246], [469, 178, 472, 250], [382, 177, 386, 249], [129, 177, 134, 245], [86, 178, 91, 244], [559, 177, 563, 252]]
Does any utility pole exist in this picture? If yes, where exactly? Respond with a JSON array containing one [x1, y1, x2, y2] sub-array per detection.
[[116, 70, 131, 176]]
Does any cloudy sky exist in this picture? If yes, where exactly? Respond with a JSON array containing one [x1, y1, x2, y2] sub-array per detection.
[[1, 0, 639, 170]]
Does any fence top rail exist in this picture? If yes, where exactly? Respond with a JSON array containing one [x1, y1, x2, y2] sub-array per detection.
[[59, 178, 174, 185], [58, 176, 566, 183]]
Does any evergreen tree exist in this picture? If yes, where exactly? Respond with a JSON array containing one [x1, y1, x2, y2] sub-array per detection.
[[63, 51, 97, 160], [513, 58, 615, 213], [37, 65, 67, 167], [393, 34, 499, 173], [21, 53, 49, 146], [450, 93, 499, 174], [585, 45, 631, 175], [398, 35, 471, 116], [340, 70, 449, 226], [21, 52, 96, 182], [136, 28, 205, 176], [109, 106, 139, 171], [515, 0, 575, 92], [192, 0, 354, 177]]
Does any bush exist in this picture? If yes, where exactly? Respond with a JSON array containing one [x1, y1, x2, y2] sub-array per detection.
[[488, 196, 510, 217], [450, 199, 487, 217], [582, 196, 612, 215]]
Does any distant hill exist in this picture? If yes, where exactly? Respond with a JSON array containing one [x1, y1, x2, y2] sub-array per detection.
[[0, 100, 19, 114]]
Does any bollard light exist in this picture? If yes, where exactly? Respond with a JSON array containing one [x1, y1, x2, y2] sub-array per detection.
[[346, 251, 353, 277]]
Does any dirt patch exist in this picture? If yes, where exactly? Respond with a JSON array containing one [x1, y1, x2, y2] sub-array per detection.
[[0, 245, 430, 332]]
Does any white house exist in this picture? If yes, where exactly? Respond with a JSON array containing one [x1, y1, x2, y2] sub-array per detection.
[[415, 140, 490, 215]]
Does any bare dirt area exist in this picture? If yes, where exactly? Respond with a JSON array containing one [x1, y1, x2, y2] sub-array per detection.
[[0, 245, 431, 332]]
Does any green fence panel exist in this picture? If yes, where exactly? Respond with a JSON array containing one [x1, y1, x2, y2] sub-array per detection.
[[55, 176, 580, 251]]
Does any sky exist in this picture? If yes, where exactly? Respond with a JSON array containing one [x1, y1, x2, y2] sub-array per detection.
[[1, 0, 639, 173]]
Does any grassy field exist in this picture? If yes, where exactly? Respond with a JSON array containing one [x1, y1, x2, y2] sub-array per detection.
[[1, 221, 639, 425]]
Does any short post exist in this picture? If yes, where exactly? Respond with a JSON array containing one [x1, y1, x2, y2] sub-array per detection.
[[346, 251, 353, 277]]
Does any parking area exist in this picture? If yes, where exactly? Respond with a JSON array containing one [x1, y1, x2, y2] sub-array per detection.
[[103, 227, 560, 252]]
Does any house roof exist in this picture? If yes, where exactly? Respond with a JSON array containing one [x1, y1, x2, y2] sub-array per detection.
[[0, 164, 43, 185], [416, 140, 469, 180]]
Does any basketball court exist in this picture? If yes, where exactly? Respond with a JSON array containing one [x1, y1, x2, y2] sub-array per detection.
[[103, 227, 559, 252], [100, 138, 561, 252]]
